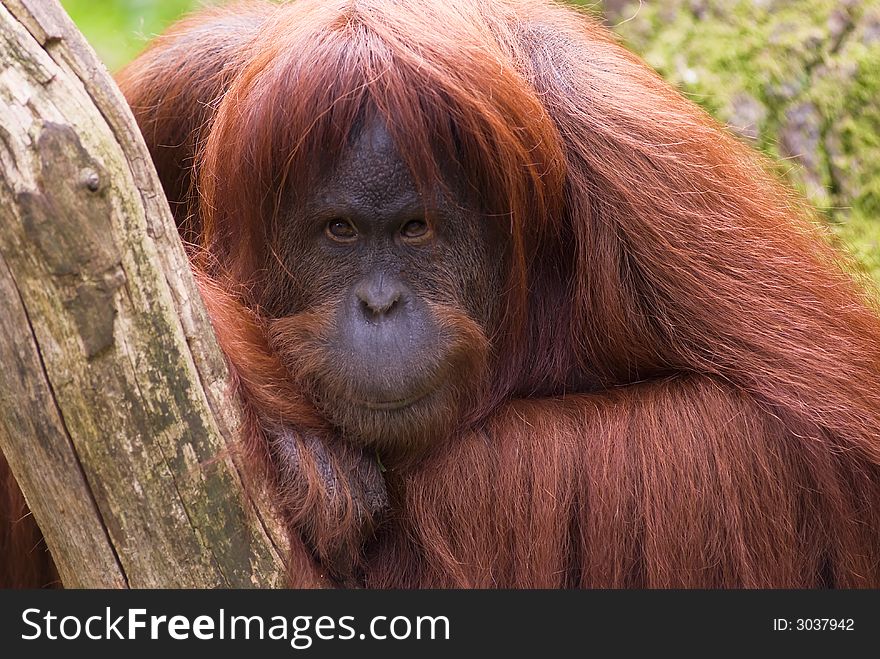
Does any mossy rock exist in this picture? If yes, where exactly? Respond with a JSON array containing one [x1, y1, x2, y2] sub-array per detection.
[[587, 0, 880, 282]]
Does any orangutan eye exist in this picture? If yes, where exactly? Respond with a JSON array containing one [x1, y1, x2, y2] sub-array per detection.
[[325, 219, 358, 242], [400, 219, 430, 240]]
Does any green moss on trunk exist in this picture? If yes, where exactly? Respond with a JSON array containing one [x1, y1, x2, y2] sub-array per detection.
[[588, 0, 880, 281]]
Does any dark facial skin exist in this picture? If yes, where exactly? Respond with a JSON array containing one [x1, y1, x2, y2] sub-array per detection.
[[262, 120, 501, 458]]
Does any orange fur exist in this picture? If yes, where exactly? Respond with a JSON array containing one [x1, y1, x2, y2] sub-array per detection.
[[0, 455, 58, 588], [116, 0, 880, 588], [4, 0, 878, 588]]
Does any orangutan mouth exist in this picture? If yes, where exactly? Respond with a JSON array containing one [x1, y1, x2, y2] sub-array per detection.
[[355, 390, 432, 411]]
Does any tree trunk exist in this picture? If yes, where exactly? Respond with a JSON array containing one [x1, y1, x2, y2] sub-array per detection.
[[0, 0, 287, 587]]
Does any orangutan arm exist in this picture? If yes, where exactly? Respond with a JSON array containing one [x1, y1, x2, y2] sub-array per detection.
[[373, 373, 878, 588], [261, 424, 388, 586]]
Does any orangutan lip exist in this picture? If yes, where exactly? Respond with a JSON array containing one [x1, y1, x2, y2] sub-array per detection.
[[356, 391, 430, 411]]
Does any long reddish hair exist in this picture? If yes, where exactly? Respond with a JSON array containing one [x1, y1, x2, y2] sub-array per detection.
[[117, 0, 880, 588]]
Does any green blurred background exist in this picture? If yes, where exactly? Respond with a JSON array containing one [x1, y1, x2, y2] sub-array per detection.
[[61, 0, 880, 282]]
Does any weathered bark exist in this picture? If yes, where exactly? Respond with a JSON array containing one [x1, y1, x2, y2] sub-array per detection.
[[0, 0, 287, 587]]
